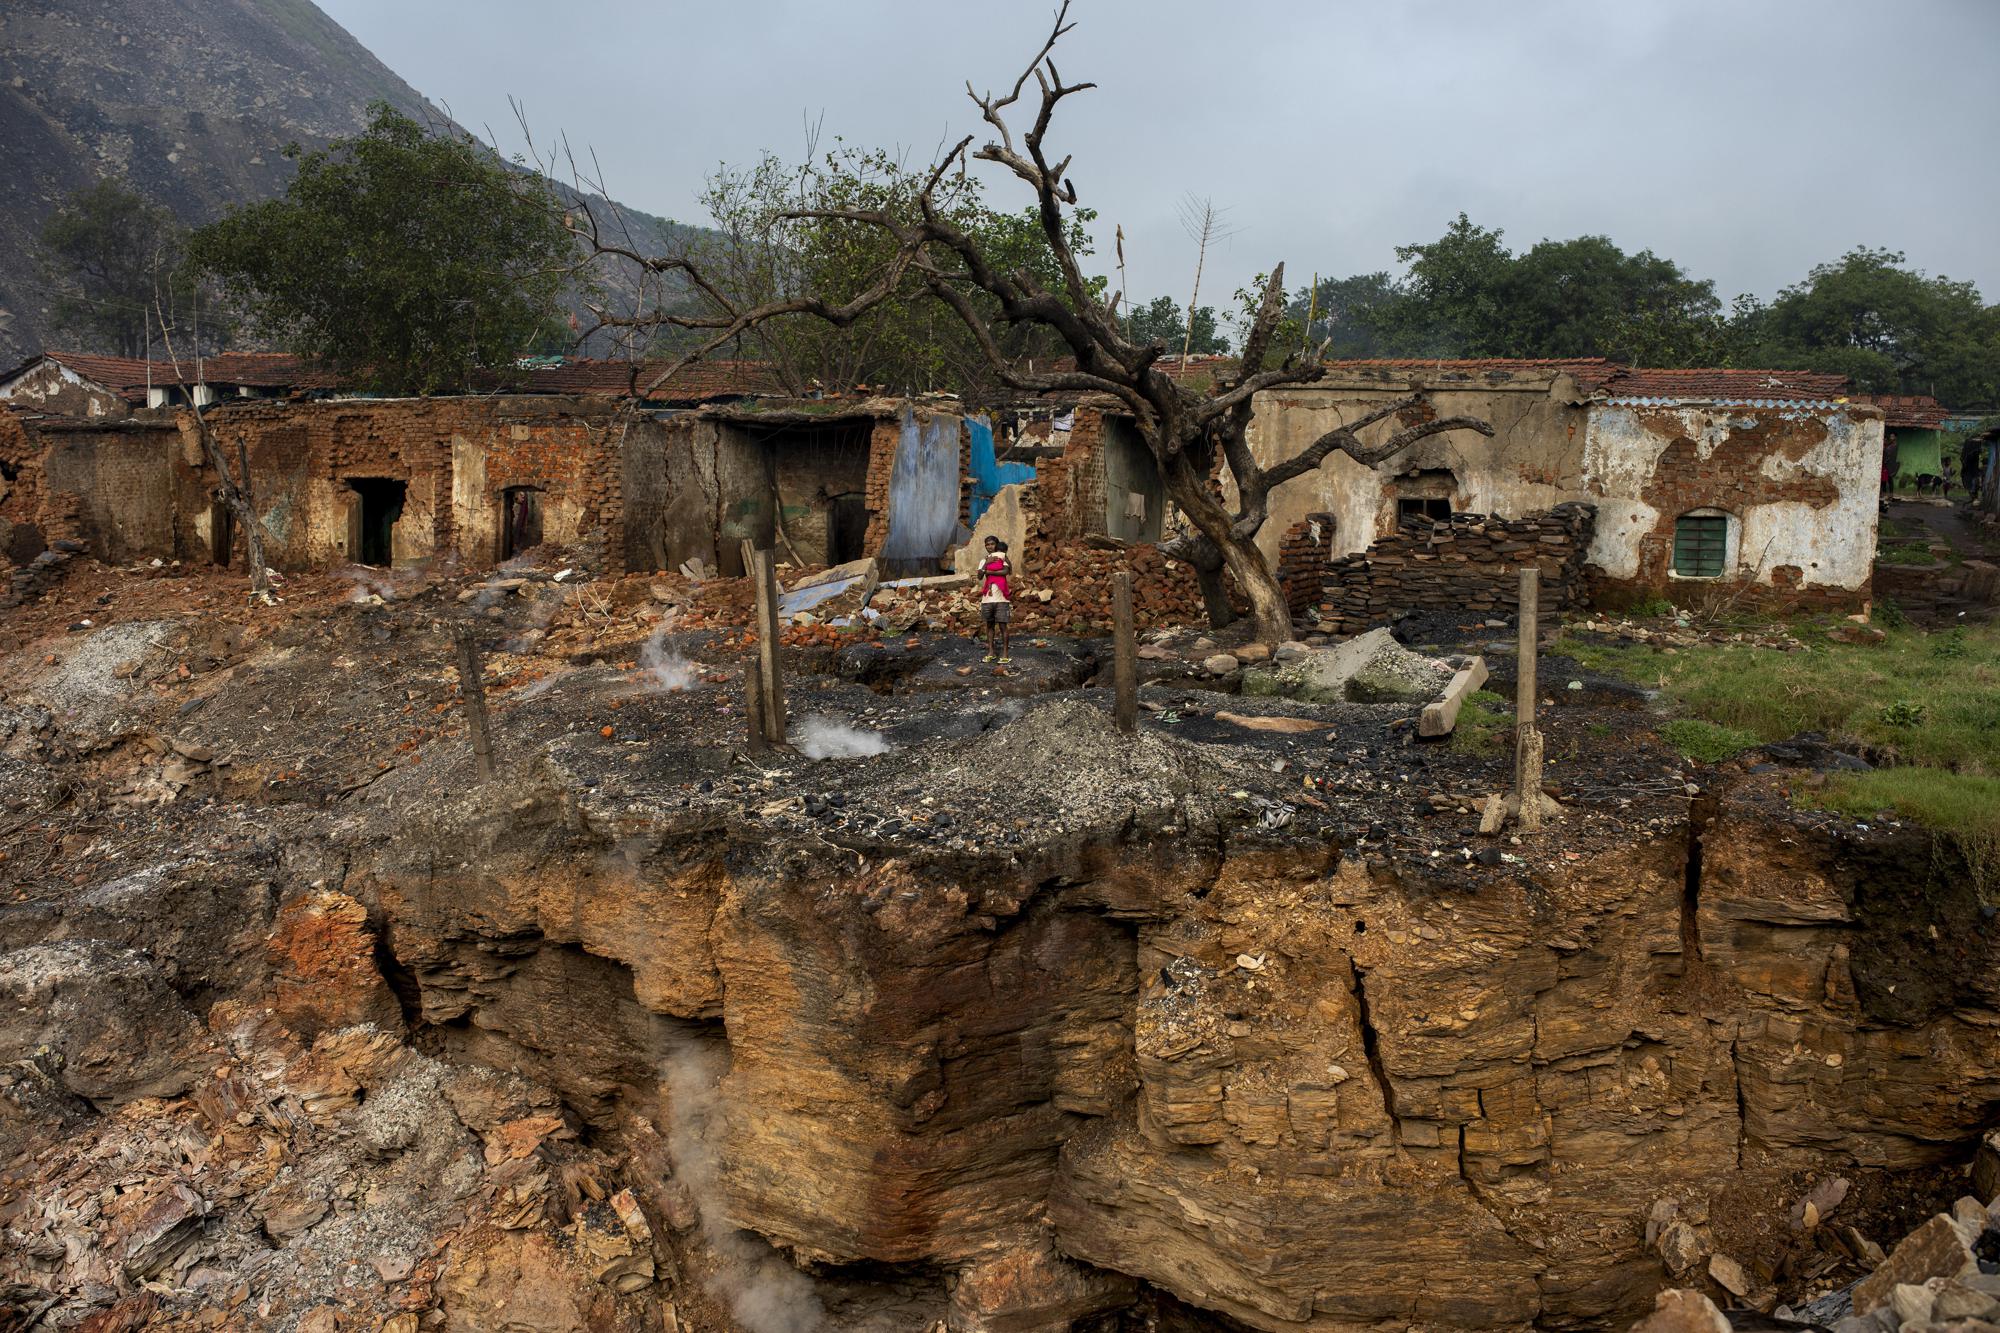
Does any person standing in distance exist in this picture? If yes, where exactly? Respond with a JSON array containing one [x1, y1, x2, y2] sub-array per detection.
[[978, 536, 1014, 664]]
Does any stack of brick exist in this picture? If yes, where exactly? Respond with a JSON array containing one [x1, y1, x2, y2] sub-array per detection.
[[1313, 503, 1596, 634], [1017, 540, 1234, 633], [1274, 512, 1337, 619]]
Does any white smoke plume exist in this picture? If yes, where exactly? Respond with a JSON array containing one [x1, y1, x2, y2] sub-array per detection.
[[340, 566, 396, 603], [638, 627, 699, 693], [663, 1041, 826, 1333], [792, 716, 891, 760]]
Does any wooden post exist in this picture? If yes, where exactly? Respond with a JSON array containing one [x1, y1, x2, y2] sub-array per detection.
[[1513, 567, 1542, 831], [1111, 570, 1137, 734], [453, 625, 496, 783], [747, 544, 787, 745], [744, 663, 766, 753]]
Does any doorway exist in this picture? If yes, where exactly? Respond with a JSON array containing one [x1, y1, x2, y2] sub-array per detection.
[[209, 499, 233, 566], [348, 478, 406, 567], [825, 492, 868, 565], [500, 486, 544, 560]]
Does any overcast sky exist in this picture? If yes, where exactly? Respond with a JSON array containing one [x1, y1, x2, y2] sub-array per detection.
[[317, 0, 2000, 310]]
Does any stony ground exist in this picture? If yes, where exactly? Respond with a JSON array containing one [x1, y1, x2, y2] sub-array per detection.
[[0, 550, 1983, 1333]]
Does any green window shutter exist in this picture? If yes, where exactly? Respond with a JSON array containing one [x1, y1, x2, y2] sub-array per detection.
[[1672, 515, 1728, 578]]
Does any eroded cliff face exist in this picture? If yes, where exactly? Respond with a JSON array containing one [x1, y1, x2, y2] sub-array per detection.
[[5, 582, 1996, 1331], [338, 718, 2000, 1333]]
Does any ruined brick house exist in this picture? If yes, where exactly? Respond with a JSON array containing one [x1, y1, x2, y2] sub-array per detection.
[[1243, 359, 1885, 611], [0, 352, 989, 581]]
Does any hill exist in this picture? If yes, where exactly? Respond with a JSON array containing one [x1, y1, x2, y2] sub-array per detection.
[[0, 0, 693, 362]]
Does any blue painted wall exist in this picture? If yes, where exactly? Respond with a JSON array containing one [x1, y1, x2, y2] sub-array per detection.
[[967, 415, 1036, 525]]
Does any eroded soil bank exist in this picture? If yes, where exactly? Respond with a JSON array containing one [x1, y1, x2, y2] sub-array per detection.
[[2, 566, 1995, 1332]]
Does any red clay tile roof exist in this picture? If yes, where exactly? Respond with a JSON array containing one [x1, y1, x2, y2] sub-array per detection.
[[9, 352, 777, 405], [5, 351, 335, 399], [1852, 393, 1949, 429], [1592, 367, 1852, 403]]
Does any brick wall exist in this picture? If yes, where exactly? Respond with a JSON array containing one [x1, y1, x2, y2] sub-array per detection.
[[1314, 504, 1596, 634], [1275, 512, 1337, 618], [198, 396, 629, 572], [860, 415, 902, 556]]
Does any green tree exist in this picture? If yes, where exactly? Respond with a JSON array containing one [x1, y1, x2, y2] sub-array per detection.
[[37, 179, 193, 357], [1736, 248, 2000, 404], [1125, 295, 1226, 354], [1290, 272, 1399, 359], [190, 104, 574, 394], [1358, 215, 1724, 362], [694, 142, 1101, 396]]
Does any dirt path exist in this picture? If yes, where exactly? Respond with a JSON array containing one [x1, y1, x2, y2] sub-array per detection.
[[1883, 498, 2000, 560]]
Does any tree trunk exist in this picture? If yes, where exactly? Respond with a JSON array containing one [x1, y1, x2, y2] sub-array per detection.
[[1166, 459, 1290, 644], [190, 407, 273, 601], [1192, 557, 1235, 631]]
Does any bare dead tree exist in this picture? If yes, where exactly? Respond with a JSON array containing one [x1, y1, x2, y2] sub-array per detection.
[[553, 2, 1493, 643], [153, 288, 274, 603]]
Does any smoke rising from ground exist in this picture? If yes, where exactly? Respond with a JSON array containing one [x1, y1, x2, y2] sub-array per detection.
[[793, 716, 891, 760], [662, 1041, 826, 1333], [638, 627, 699, 693]]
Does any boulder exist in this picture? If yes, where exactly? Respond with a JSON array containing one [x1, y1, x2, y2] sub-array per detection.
[[1629, 1289, 1730, 1333], [1852, 1214, 1977, 1315], [1202, 654, 1241, 676], [1241, 627, 1453, 704]]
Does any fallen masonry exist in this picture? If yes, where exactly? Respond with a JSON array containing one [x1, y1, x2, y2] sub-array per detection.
[[0, 555, 1997, 1333]]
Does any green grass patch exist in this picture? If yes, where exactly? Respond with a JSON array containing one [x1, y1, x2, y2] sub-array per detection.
[[1805, 769, 2000, 896], [1552, 621, 2000, 775], [1876, 540, 1942, 566], [1451, 689, 1513, 754], [1660, 718, 1761, 763]]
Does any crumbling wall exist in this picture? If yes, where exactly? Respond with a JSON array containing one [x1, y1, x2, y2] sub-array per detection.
[[1313, 503, 1596, 635], [197, 397, 628, 572], [0, 409, 48, 561], [652, 417, 770, 577], [1275, 512, 1337, 619], [35, 420, 179, 564], [769, 422, 872, 566], [1242, 369, 1592, 567], [1582, 403, 1882, 605], [1872, 557, 2000, 621]]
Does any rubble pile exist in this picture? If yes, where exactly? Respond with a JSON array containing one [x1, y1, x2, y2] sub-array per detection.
[[1021, 541, 1228, 632], [1312, 502, 1596, 636], [1636, 1152, 2000, 1332]]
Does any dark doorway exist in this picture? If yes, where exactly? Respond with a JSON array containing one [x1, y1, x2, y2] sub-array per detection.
[[825, 493, 868, 566], [1397, 496, 1453, 523], [209, 500, 233, 567], [349, 478, 406, 567], [500, 486, 544, 561]]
